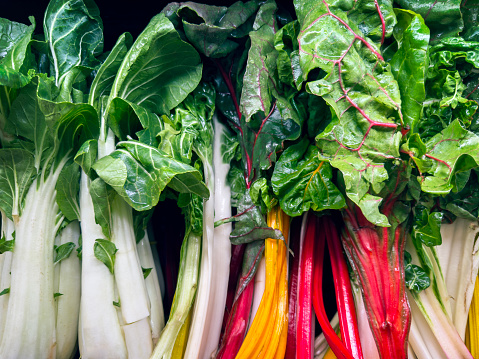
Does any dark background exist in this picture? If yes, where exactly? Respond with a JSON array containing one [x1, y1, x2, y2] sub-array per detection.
[[2, 0, 295, 51]]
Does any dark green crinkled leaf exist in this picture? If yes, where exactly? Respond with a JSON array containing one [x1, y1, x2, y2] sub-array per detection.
[[90, 177, 115, 239], [272, 139, 345, 217], [0, 17, 35, 73], [93, 141, 209, 211], [404, 251, 431, 292], [394, 0, 463, 41], [240, 0, 278, 121], [347, 0, 396, 43], [249, 178, 277, 215], [178, 1, 259, 58], [93, 238, 117, 274], [133, 209, 154, 243], [0, 149, 36, 220], [440, 169, 479, 220], [421, 120, 479, 194], [413, 208, 443, 247], [56, 162, 80, 221], [390, 9, 429, 132], [54, 242, 76, 265], [274, 20, 303, 90], [462, 0, 479, 41], [109, 13, 202, 115], [44, 0, 104, 83], [295, 0, 403, 226]]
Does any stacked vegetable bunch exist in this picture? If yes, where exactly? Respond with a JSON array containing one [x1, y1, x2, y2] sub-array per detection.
[[1, 0, 479, 358]]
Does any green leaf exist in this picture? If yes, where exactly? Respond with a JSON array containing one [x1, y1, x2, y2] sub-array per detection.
[[44, 0, 103, 83], [0, 288, 10, 296], [347, 0, 396, 43], [295, 0, 403, 225], [0, 148, 36, 219], [54, 242, 76, 265], [93, 141, 209, 211], [0, 17, 35, 72], [88, 32, 132, 114], [272, 139, 345, 217], [404, 251, 431, 292], [240, 0, 278, 121], [0, 235, 14, 253], [394, 0, 463, 41], [178, 1, 259, 58], [142, 267, 153, 279], [421, 120, 479, 194], [462, 0, 479, 41], [390, 9, 430, 132], [110, 14, 202, 115], [56, 162, 80, 221], [113, 300, 121, 307], [274, 20, 303, 90], [413, 209, 443, 247], [250, 178, 277, 214], [93, 238, 117, 274], [108, 97, 163, 147], [74, 139, 97, 176], [90, 177, 115, 239], [54, 292, 63, 298]]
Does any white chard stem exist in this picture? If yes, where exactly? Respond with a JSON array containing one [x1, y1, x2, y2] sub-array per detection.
[[79, 172, 127, 359], [55, 220, 81, 359]]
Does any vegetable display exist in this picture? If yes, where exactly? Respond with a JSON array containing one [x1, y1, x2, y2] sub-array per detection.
[[1, 0, 479, 358]]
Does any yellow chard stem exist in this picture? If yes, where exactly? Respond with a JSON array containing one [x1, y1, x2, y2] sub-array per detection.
[[171, 308, 193, 359], [467, 275, 479, 357], [235, 207, 289, 359]]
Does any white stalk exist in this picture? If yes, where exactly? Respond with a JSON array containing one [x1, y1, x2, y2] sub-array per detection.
[[408, 293, 448, 359], [0, 214, 14, 340], [122, 317, 153, 359], [111, 196, 150, 324], [79, 172, 127, 359], [202, 115, 232, 358], [351, 278, 380, 359], [407, 239, 473, 359], [55, 221, 81, 359], [151, 232, 201, 359], [250, 255, 265, 328], [314, 313, 339, 357], [437, 218, 479, 339], [0, 170, 62, 359], [184, 160, 215, 359], [137, 232, 165, 345]]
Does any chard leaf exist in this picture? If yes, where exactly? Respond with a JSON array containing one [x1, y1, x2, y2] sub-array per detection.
[[44, 0, 104, 83], [272, 139, 345, 217], [421, 120, 479, 194], [142, 267, 152, 279], [108, 97, 163, 147], [0, 288, 9, 296], [295, 0, 403, 226], [88, 32, 132, 114], [0, 17, 35, 72], [462, 0, 479, 41], [390, 9, 430, 132], [274, 20, 303, 90], [227, 165, 283, 244], [404, 251, 431, 292], [413, 209, 443, 247], [54, 242, 76, 265], [347, 0, 396, 43], [178, 1, 259, 57], [240, 0, 278, 121], [56, 162, 80, 221], [93, 141, 209, 211], [394, 0, 463, 41], [234, 240, 264, 301], [90, 177, 115, 239], [110, 14, 202, 115], [54, 293, 63, 298], [0, 149, 35, 219], [74, 139, 97, 176], [93, 238, 117, 274], [0, 235, 14, 253], [440, 169, 479, 220]]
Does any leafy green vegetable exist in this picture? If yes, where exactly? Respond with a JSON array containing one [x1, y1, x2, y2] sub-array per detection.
[[404, 251, 431, 292], [0, 235, 14, 253], [93, 238, 118, 274], [54, 242, 76, 265]]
